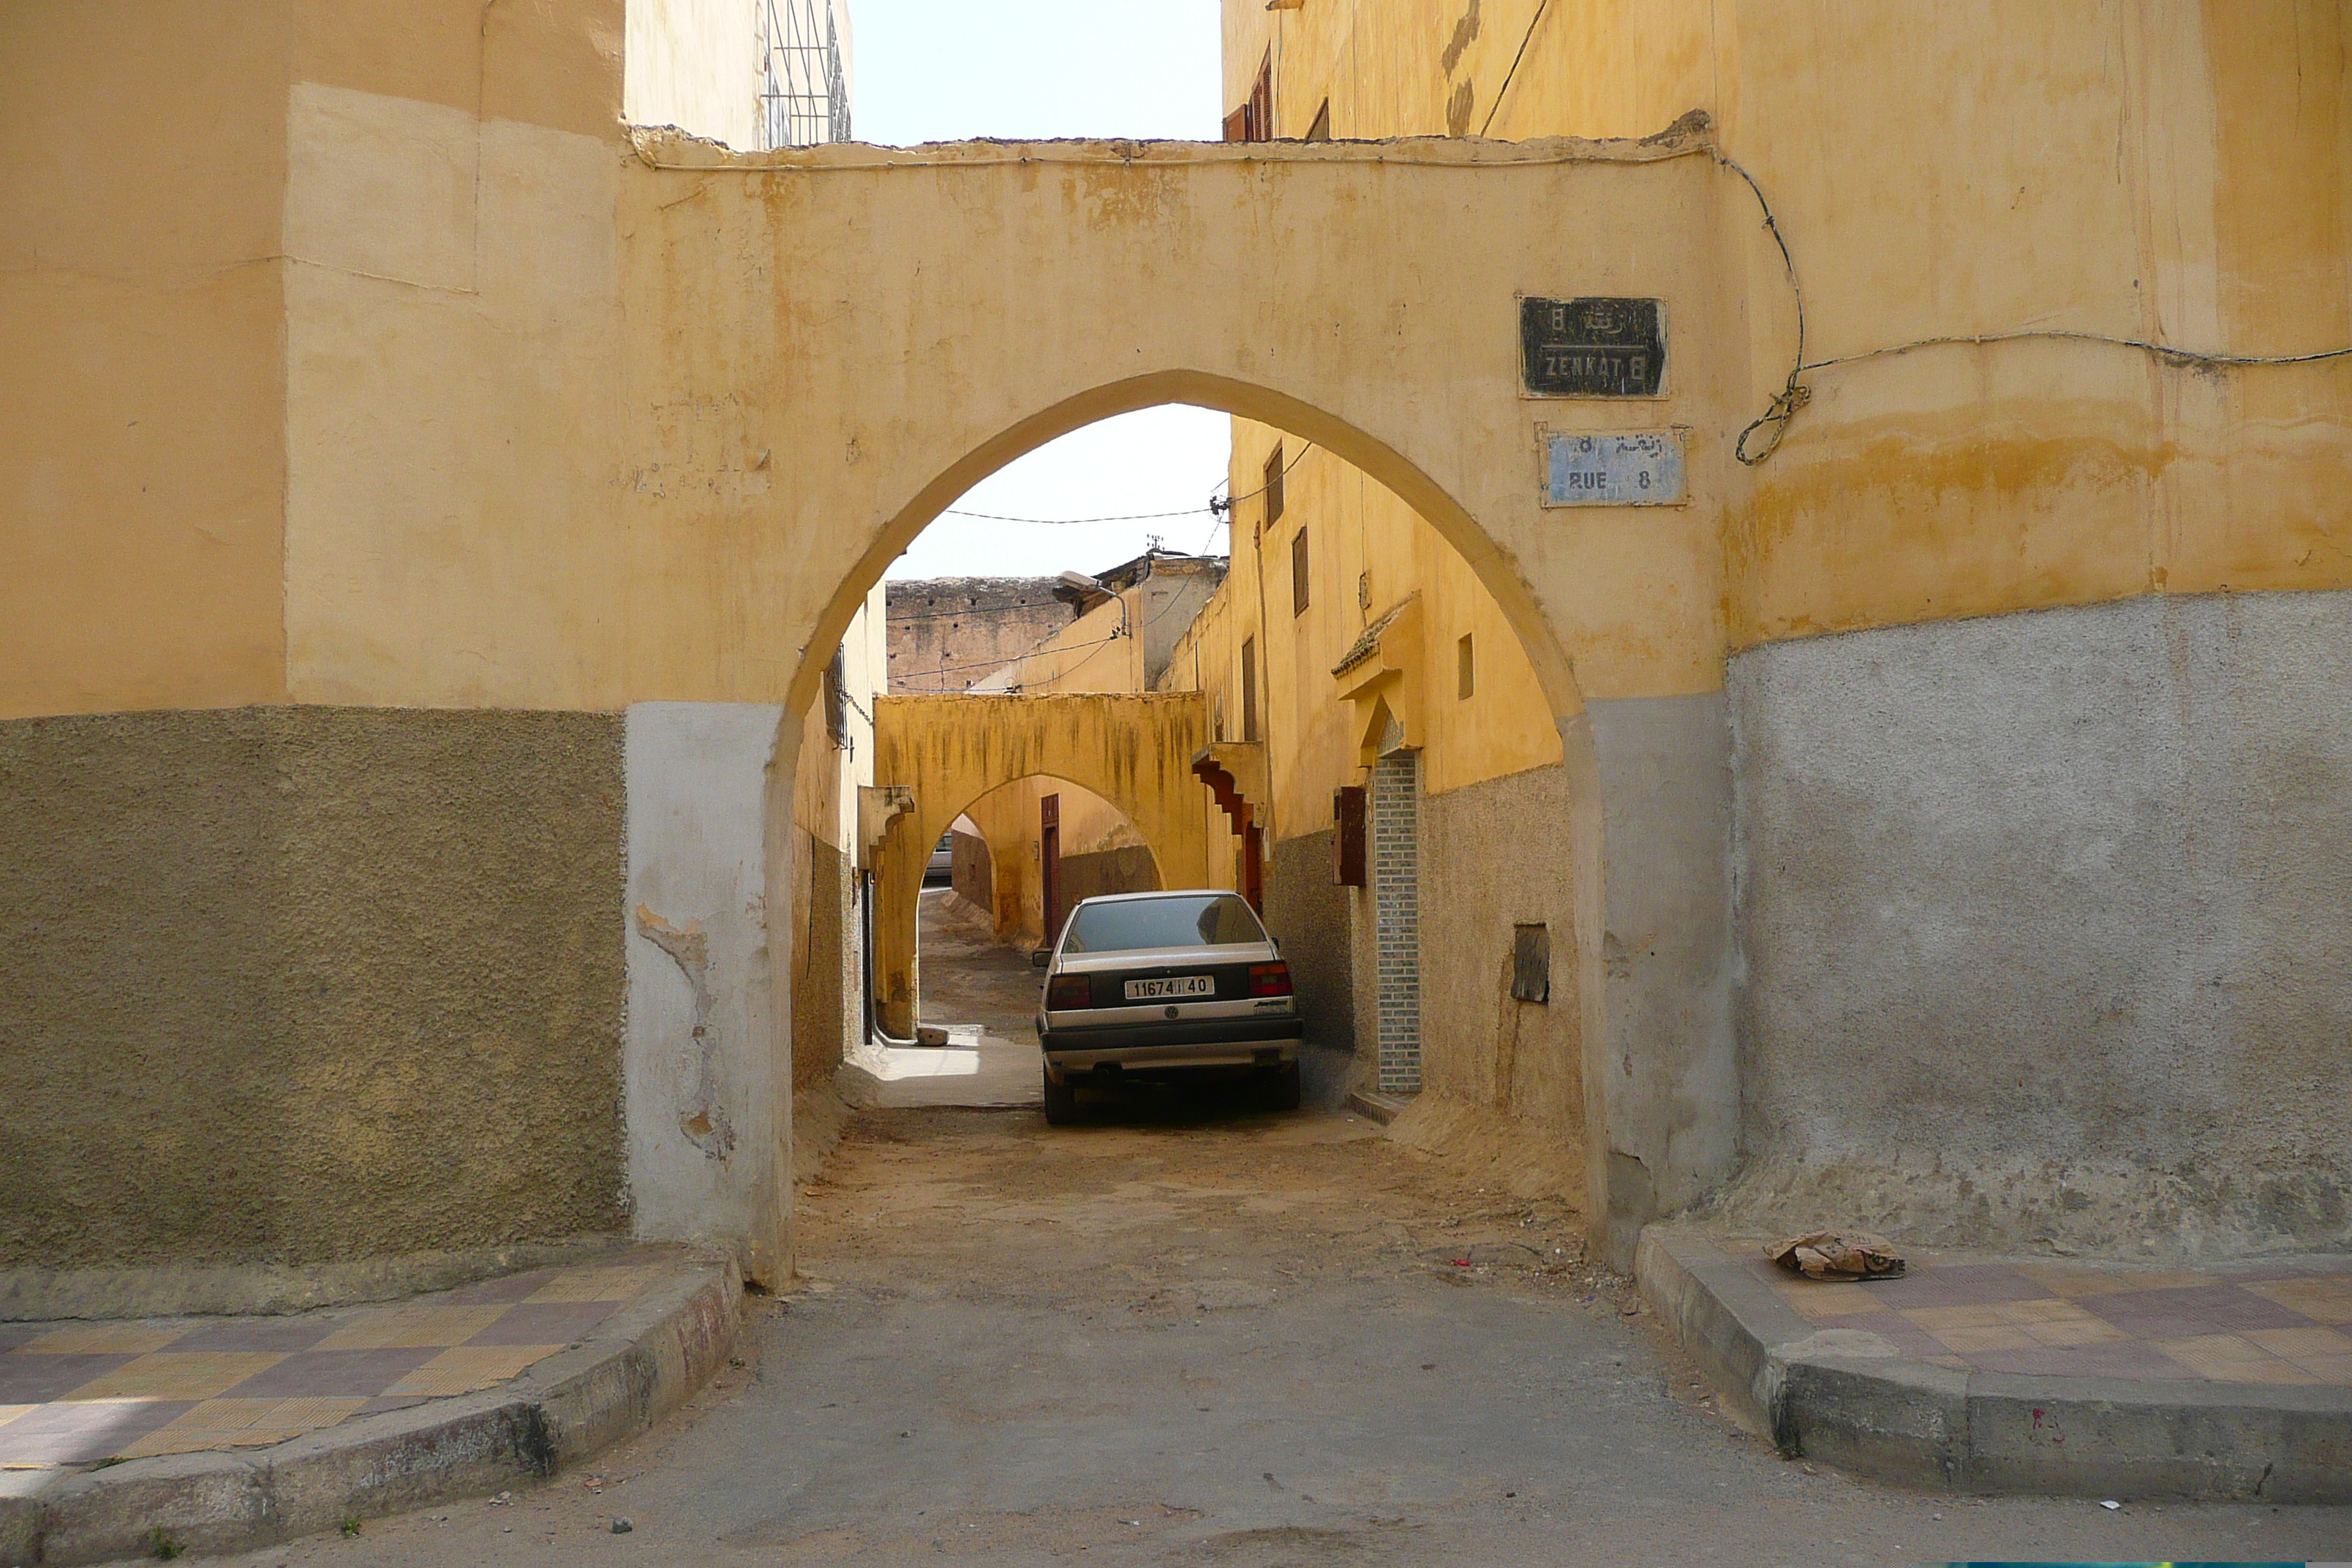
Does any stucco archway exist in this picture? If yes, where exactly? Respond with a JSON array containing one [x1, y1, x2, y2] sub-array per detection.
[[868, 693, 1213, 1039], [760, 374, 1616, 1264], [608, 132, 1741, 1275]]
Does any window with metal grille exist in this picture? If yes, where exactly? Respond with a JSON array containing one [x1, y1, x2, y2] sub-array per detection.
[[758, 0, 851, 150], [1291, 527, 1309, 616], [824, 645, 848, 745]]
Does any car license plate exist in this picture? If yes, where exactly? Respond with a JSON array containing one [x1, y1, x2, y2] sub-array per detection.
[[1125, 975, 1213, 1000]]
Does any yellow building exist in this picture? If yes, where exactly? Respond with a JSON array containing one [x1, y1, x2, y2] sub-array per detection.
[[1187, 0, 2352, 1262], [2, 0, 2345, 1288]]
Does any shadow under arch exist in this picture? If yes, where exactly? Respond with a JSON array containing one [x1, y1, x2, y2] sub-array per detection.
[[780, 369, 1585, 727]]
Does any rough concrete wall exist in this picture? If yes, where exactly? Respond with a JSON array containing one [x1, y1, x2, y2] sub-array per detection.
[[623, 702, 782, 1269], [1586, 691, 1740, 1263], [1420, 764, 1583, 1139], [1724, 590, 2352, 1259], [0, 706, 626, 1270], [1266, 829, 1355, 1057], [1059, 844, 1160, 908]]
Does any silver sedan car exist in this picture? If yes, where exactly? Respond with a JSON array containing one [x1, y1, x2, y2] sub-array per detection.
[[1033, 889, 1301, 1124]]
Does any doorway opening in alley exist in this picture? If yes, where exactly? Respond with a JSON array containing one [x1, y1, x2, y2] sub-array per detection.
[[791, 379, 1590, 1191], [855, 772, 1166, 1109]]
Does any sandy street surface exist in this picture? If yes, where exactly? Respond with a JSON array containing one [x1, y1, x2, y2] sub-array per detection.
[[218, 1096, 2350, 1568]]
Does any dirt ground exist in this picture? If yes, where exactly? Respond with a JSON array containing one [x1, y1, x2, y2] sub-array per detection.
[[219, 1090, 2350, 1568]]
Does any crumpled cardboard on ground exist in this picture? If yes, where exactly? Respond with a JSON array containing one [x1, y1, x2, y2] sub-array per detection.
[[1766, 1229, 1907, 1281]]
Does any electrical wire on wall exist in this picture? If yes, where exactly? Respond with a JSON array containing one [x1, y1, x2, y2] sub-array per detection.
[[1719, 143, 2352, 465]]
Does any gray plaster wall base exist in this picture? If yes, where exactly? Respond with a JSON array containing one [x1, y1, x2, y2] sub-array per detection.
[[1, 1252, 740, 1566], [1725, 589, 2352, 1257], [1636, 1225, 2352, 1502], [0, 1237, 629, 1323], [624, 703, 785, 1267], [1585, 693, 1739, 1270]]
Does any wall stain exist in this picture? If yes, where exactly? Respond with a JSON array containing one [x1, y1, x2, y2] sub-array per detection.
[[636, 906, 737, 1162]]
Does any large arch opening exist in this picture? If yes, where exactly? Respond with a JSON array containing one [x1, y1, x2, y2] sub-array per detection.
[[774, 374, 1606, 1238]]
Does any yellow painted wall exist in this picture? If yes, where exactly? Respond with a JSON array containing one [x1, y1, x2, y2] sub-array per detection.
[[0, 3, 295, 717], [10, 1, 2340, 745], [1223, 0, 2352, 666], [1175, 432, 1567, 836]]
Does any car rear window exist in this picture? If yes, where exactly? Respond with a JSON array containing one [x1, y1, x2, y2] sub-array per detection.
[[1062, 894, 1264, 954]]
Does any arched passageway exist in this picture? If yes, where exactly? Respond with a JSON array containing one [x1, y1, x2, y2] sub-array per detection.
[[611, 132, 1740, 1281], [793, 373, 1613, 1265], [868, 692, 1212, 1037]]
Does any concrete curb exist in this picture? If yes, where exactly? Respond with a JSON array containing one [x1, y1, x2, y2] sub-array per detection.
[[0, 1256, 741, 1565], [0, 1237, 635, 1324], [1636, 1224, 2352, 1502]]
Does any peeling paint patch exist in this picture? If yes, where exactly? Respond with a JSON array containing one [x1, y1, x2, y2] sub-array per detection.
[[635, 906, 736, 1162]]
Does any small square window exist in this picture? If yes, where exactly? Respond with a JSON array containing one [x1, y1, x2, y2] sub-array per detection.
[[1511, 923, 1549, 1004]]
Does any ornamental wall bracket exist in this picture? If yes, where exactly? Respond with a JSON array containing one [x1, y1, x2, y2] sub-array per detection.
[[1331, 594, 1423, 764], [856, 783, 915, 871], [1191, 741, 1270, 837]]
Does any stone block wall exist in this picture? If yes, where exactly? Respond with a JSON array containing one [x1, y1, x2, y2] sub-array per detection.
[[0, 706, 627, 1270]]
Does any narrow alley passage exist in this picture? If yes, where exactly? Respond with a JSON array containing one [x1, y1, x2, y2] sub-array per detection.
[[843, 889, 1043, 1109], [219, 1110, 2344, 1568]]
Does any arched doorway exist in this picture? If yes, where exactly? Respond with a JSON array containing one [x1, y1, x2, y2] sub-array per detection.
[[766, 380, 1607, 1268]]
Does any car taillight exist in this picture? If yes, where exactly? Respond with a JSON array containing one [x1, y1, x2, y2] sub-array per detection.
[[1248, 962, 1292, 998], [1046, 973, 1091, 1011]]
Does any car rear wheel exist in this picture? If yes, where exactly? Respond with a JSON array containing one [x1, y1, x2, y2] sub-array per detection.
[[1265, 1060, 1301, 1113], [1042, 1065, 1078, 1126]]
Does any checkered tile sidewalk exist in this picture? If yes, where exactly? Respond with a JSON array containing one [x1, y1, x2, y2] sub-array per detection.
[[0, 1262, 666, 1469], [1763, 1251, 2352, 1384]]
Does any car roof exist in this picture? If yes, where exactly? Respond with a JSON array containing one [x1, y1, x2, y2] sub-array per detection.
[[1070, 889, 1237, 908]]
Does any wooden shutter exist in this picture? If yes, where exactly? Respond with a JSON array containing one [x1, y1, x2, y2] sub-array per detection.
[[1333, 785, 1366, 886], [1263, 444, 1285, 527]]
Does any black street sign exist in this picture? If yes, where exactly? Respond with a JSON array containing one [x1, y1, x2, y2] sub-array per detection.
[[1520, 297, 1665, 397]]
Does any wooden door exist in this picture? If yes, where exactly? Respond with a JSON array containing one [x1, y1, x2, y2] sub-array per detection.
[[1040, 793, 1062, 946]]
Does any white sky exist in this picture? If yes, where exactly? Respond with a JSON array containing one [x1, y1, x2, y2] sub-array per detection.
[[851, 1, 1235, 581]]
